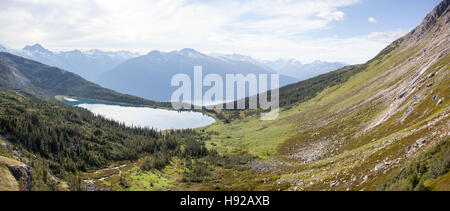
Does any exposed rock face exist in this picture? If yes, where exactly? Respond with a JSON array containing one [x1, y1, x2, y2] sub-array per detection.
[[6, 165, 32, 191], [0, 156, 32, 191], [411, 0, 449, 40]]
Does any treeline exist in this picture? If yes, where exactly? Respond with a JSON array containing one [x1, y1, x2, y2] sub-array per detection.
[[137, 129, 256, 183], [0, 91, 257, 188], [0, 91, 203, 175], [0, 52, 171, 108], [140, 136, 209, 171], [208, 64, 368, 123]]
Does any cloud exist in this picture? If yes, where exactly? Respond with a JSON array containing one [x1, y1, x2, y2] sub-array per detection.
[[212, 30, 407, 64], [0, 0, 408, 64], [368, 17, 377, 23]]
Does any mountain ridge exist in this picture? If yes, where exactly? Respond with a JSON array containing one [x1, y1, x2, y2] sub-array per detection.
[[0, 52, 169, 107], [261, 58, 347, 81], [99, 48, 299, 101], [1, 44, 140, 82], [199, 0, 449, 191]]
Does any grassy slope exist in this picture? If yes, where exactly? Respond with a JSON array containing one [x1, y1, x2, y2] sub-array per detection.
[[200, 57, 448, 190], [0, 155, 22, 191], [204, 64, 369, 158], [0, 165, 18, 191], [101, 6, 450, 190], [196, 6, 449, 190], [203, 44, 423, 158]]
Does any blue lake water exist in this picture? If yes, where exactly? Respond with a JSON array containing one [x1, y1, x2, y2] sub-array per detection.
[[64, 98, 215, 130]]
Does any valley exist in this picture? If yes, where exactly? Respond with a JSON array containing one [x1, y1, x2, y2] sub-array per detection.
[[78, 0, 450, 191], [0, 0, 449, 192]]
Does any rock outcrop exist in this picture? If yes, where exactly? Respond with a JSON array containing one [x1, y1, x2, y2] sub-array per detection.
[[410, 0, 449, 40], [0, 156, 32, 191]]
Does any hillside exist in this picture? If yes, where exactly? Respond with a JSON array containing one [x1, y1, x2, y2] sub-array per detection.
[[0, 52, 170, 107], [74, 1, 448, 191], [0, 90, 217, 190], [197, 0, 449, 190]]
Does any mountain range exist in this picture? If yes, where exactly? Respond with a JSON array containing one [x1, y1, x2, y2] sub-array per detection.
[[0, 44, 348, 102], [0, 44, 139, 82], [262, 59, 347, 81], [98, 48, 299, 101], [0, 52, 168, 107]]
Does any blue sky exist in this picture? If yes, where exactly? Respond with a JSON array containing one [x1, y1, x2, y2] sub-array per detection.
[[329, 0, 441, 38], [0, 0, 442, 64]]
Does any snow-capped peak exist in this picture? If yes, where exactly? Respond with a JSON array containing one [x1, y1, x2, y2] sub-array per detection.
[[210, 53, 261, 65], [177, 48, 206, 58], [0, 44, 7, 52], [22, 43, 52, 54]]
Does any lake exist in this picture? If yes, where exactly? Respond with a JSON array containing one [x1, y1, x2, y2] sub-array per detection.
[[64, 98, 215, 130]]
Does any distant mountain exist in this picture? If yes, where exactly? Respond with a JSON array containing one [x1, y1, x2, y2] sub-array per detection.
[[262, 59, 347, 81], [0, 45, 9, 52], [0, 52, 168, 107], [210, 53, 272, 70], [1, 44, 139, 82], [211, 54, 347, 82], [22, 43, 53, 54], [99, 48, 297, 101]]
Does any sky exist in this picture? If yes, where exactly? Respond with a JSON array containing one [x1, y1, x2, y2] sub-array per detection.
[[0, 0, 442, 64]]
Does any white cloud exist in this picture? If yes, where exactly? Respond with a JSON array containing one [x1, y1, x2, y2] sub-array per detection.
[[0, 0, 408, 64], [210, 30, 407, 64], [368, 17, 377, 23]]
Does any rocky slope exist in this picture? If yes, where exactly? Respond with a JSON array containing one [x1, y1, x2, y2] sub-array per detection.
[[201, 0, 449, 191]]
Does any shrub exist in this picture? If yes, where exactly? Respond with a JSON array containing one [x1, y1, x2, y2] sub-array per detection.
[[141, 153, 170, 171], [183, 140, 208, 158], [119, 175, 130, 189], [378, 139, 449, 191], [182, 161, 211, 183]]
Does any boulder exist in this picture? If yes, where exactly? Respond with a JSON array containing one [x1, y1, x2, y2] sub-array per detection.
[[330, 181, 340, 187], [374, 163, 386, 171], [416, 138, 427, 146], [405, 145, 413, 153]]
